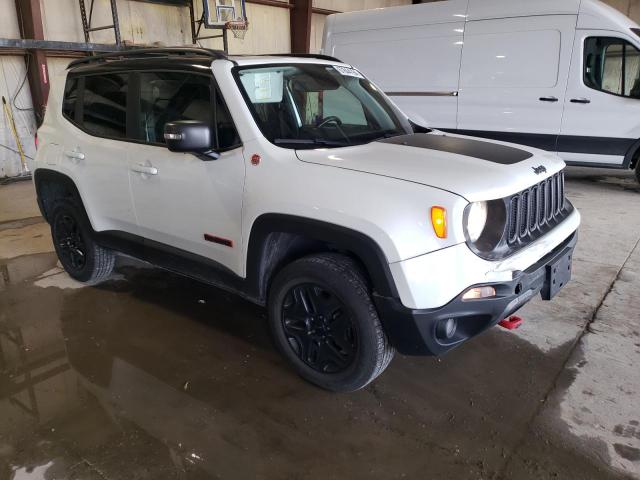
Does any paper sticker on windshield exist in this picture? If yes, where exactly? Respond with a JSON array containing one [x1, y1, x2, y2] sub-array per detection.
[[333, 65, 364, 79], [254, 72, 273, 101]]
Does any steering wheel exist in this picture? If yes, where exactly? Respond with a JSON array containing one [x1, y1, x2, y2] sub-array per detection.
[[317, 116, 343, 128]]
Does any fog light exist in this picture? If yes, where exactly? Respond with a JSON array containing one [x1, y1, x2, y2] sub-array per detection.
[[462, 286, 496, 301], [436, 317, 457, 340]]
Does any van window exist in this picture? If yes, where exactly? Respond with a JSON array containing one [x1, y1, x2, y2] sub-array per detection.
[[584, 37, 640, 98], [461, 30, 561, 88], [82, 74, 129, 138]]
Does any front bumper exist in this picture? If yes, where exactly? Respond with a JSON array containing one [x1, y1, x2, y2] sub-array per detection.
[[374, 232, 577, 356]]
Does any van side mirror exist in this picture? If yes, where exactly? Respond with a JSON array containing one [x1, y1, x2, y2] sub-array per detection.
[[164, 120, 215, 155]]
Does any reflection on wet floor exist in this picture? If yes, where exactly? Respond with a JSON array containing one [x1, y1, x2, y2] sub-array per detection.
[[0, 259, 627, 480]]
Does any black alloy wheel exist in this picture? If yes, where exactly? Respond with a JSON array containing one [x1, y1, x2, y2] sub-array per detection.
[[54, 213, 87, 272], [281, 283, 357, 373]]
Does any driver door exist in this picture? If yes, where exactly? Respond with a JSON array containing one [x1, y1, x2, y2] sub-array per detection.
[[128, 71, 245, 274]]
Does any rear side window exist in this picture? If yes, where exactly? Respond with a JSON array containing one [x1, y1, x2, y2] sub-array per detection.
[[584, 37, 640, 98], [62, 77, 80, 121], [82, 73, 129, 138]]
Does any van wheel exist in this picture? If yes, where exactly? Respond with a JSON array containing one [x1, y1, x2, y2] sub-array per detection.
[[268, 253, 395, 392], [50, 200, 115, 284], [635, 161, 640, 184]]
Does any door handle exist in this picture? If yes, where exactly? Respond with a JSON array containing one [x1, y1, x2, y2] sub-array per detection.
[[131, 164, 158, 175], [64, 149, 85, 160], [539, 96, 559, 102], [570, 98, 591, 104]]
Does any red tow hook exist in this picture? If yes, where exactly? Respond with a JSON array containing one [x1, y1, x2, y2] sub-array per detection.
[[499, 316, 524, 330]]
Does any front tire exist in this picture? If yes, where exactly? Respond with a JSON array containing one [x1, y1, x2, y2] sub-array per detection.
[[50, 200, 115, 284], [268, 253, 395, 392], [635, 161, 640, 184]]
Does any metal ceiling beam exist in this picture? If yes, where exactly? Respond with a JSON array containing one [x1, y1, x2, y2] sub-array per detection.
[[0, 38, 127, 52]]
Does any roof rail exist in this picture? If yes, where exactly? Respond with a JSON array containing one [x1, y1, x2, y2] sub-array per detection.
[[67, 47, 228, 69], [269, 53, 344, 63]]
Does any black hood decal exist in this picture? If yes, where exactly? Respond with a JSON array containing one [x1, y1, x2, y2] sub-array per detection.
[[378, 133, 533, 165]]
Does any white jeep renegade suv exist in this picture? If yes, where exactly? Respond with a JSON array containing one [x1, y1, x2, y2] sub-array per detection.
[[34, 48, 580, 392]]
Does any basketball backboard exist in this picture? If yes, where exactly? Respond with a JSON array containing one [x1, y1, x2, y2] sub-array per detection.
[[203, 0, 247, 28]]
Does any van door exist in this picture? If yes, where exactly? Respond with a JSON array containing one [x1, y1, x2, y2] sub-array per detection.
[[127, 71, 245, 275], [559, 31, 640, 166], [326, 22, 464, 129], [455, 16, 576, 151]]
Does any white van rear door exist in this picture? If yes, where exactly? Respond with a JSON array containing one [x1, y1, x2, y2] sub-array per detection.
[[456, 15, 576, 151], [559, 30, 640, 167]]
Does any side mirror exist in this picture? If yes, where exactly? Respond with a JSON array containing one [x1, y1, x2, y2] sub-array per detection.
[[164, 120, 213, 153]]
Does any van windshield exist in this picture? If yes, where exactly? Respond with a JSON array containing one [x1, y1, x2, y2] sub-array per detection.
[[234, 63, 412, 149]]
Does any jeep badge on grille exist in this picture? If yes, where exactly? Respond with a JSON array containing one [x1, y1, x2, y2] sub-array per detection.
[[532, 165, 547, 175]]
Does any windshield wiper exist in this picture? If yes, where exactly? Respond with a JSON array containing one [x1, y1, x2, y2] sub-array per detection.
[[274, 138, 350, 147]]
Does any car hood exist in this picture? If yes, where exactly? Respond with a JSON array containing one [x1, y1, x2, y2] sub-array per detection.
[[295, 132, 565, 202]]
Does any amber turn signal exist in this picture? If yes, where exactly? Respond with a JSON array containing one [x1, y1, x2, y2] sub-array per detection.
[[431, 206, 447, 239]]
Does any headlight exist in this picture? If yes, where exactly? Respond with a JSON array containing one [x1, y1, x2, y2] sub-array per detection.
[[464, 199, 508, 258], [465, 201, 488, 242]]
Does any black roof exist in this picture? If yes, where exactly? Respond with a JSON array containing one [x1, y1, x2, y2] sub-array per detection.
[[67, 47, 343, 75], [67, 47, 228, 68]]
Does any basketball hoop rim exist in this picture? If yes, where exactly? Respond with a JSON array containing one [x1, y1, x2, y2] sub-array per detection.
[[225, 19, 249, 30]]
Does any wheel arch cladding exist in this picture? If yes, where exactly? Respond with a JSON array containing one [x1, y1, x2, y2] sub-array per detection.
[[34, 169, 87, 223], [246, 214, 400, 303]]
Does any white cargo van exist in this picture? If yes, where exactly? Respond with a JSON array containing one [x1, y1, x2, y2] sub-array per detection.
[[322, 0, 640, 182]]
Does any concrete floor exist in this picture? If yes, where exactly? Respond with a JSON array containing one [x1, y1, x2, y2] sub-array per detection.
[[0, 169, 639, 480]]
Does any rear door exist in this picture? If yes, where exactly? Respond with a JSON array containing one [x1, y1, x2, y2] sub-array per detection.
[[127, 70, 245, 275], [456, 15, 576, 151], [559, 31, 640, 166], [60, 72, 138, 234]]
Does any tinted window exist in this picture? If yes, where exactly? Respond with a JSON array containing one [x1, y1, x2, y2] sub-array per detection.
[[584, 37, 640, 98], [62, 77, 80, 121], [213, 87, 241, 150], [81, 74, 128, 138], [139, 72, 212, 144]]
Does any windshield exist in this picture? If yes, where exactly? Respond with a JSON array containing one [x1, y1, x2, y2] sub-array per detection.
[[234, 63, 413, 149]]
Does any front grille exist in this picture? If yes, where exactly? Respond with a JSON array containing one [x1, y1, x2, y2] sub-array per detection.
[[507, 171, 566, 245]]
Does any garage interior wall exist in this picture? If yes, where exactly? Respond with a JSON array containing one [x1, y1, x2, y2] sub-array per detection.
[[1, 0, 640, 177]]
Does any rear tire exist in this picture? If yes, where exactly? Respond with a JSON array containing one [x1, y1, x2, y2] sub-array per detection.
[[268, 253, 394, 392], [635, 161, 640, 184], [50, 200, 115, 284]]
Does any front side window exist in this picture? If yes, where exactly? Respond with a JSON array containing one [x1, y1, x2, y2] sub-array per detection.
[[139, 72, 212, 145], [138, 71, 241, 150], [584, 37, 640, 98], [82, 73, 129, 138], [235, 63, 411, 149]]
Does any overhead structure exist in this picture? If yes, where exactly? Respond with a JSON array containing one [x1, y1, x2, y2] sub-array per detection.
[[78, 0, 122, 46]]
